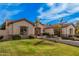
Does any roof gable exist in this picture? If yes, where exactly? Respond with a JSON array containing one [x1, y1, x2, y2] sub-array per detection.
[[62, 23, 75, 28], [7, 18, 34, 26]]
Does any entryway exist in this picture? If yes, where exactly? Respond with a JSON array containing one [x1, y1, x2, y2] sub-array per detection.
[[35, 27, 41, 36]]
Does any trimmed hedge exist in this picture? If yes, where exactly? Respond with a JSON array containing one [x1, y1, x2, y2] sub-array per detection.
[[12, 35, 21, 40], [42, 32, 54, 38], [28, 35, 35, 39], [0, 36, 3, 39]]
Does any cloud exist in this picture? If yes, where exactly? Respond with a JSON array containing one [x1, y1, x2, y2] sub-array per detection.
[[67, 17, 79, 23], [0, 10, 22, 23], [0, 3, 22, 25], [46, 3, 54, 7], [37, 3, 79, 24], [38, 7, 44, 14]]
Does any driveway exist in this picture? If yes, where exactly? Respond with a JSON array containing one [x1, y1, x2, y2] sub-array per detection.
[[43, 37, 79, 47]]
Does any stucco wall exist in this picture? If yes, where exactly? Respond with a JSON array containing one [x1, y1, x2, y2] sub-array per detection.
[[45, 28, 54, 35], [61, 25, 75, 37], [34, 23, 45, 34], [6, 20, 34, 35], [0, 30, 7, 36]]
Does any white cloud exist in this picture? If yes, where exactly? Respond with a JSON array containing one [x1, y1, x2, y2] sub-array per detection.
[[67, 17, 79, 23], [0, 10, 22, 23], [37, 3, 79, 24], [0, 3, 22, 25], [47, 3, 54, 7], [38, 7, 43, 14]]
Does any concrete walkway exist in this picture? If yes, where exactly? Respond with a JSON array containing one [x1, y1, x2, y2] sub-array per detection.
[[44, 37, 79, 47]]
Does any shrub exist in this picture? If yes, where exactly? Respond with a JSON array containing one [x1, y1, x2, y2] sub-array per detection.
[[42, 32, 49, 36], [12, 35, 21, 40], [0, 36, 3, 39], [75, 34, 79, 38], [42, 32, 54, 38], [51, 34, 54, 37], [28, 35, 35, 39]]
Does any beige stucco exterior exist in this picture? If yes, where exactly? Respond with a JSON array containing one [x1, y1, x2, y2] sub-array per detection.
[[34, 23, 45, 34], [61, 25, 75, 37], [44, 28, 54, 35], [6, 20, 35, 36], [0, 19, 76, 39], [0, 19, 46, 37], [0, 30, 7, 36]]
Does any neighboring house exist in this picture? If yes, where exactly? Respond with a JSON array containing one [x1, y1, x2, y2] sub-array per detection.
[[61, 24, 75, 37], [44, 24, 75, 37], [34, 23, 45, 36], [44, 27, 54, 35]]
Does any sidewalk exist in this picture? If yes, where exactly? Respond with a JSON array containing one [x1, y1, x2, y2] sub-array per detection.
[[44, 37, 79, 47]]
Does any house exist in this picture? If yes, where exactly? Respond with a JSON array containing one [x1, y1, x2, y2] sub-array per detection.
[[44, 26, 54, 35], [0, 18, 35, 39], [61, 24, 75, 37], [0, 18, 76, 39], [34, 20, 46, 36], [44, 24, 76, 37], [0, 18, 46, 39]]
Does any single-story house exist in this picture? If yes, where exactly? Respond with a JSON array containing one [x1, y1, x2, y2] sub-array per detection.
[[44, 27, 54, 35], [0, 18, 45, 39], [61, 24, 75, 37], [45, 24, 76, 37], [0, 18, 76, 39]]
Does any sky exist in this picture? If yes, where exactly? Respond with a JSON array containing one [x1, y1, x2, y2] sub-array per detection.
[[0, 3, 79, 25]]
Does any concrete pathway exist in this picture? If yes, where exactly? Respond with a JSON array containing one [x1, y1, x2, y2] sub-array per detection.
[[43, 37, 79, 47]]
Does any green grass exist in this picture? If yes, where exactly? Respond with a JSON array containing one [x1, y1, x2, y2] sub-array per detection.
[[0, 39, 79, 56]]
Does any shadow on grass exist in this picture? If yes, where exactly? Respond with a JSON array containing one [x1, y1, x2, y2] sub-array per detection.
[[34, 40, 55, 46]]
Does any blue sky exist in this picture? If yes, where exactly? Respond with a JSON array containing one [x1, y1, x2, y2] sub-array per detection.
[[0, 3, 79, 25]]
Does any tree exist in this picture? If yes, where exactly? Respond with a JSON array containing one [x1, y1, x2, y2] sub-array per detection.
[[59, 18, 64, 36], [0, 23, 6, 30], [34, 18, 40, 37], [76, 21, 79, 34], [35, 18, 40, 27]]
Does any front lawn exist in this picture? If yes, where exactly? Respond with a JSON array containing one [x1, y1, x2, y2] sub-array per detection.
[[0, 39, 79, 56]]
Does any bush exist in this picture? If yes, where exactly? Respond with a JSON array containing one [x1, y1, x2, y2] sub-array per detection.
[[75, 34, 79, 38], [28, 35, 35, 39], [42, 32, 49, 36], [12, 35, 21, 40], [0, 36, 3, 39], [51, 34, 54, 37], [42, 32, 54, 38]]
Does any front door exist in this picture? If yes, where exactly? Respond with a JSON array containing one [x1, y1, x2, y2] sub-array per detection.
[[35, 27, 41, 36]]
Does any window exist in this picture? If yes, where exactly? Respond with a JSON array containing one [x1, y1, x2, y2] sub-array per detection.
[[69, 28, 73, 35], [20, 26, 28, 35]]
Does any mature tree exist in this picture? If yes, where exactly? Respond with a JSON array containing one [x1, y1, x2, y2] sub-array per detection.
[[35, 18, 40, 27], [0, 23, 6, 30], [75, 21, 79, 34], [34, 18, 41, 37]]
